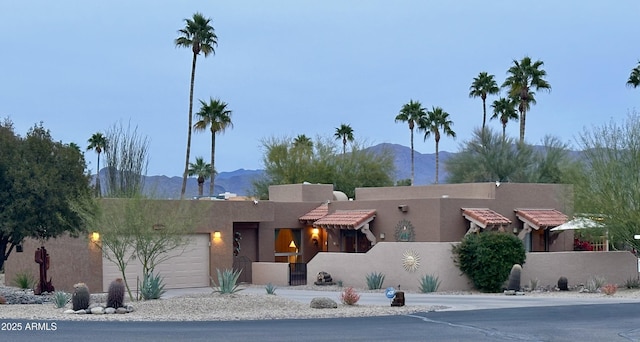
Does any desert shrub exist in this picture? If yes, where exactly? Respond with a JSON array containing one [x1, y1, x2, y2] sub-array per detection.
[[52, 291, 71, 308], [140, 272, 166, 300], [211, 268, 243, 294], [452, 232, 526, 293], [12, 272, 36, 290], [602, 283, 617, 295], [365, 272, 385, 290], [340, 287, 360, 305], [529, 278, 539, 291], [337, 280, 343, 287], [585, 276, 606, 292], [419, 274, 441, 293], [624, 277, 640, 289], [265, 283, 277, 295]]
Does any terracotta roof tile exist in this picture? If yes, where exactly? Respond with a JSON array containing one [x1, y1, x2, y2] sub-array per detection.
[[515, 209, 567, 228], [298, 204, 329, 222], [461, 208, 512, 227], [313, 210, 376, 229]]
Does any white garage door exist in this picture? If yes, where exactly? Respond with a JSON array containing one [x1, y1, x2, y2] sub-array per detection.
[[102, 234, 210, 292]]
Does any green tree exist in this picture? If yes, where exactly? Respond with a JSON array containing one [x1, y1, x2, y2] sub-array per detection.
[[490, 97, 519, 140], [628, 60, 640, 88], [194, 98, 232, 197], [419, 107, 456, 184], [175, 13, 218, 199], [395, 100, 427, 186], [502, 56, 551, 144], [103, 121, 149, 198], [0, 120, 96, 271], [334, 123, 354, 155], [188, 156, 213, 197], [469, 72, 500, 136], [87, 132, 107, 197]]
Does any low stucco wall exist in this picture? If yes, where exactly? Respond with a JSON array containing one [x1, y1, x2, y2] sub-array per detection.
[[252, 262, 290, 287]]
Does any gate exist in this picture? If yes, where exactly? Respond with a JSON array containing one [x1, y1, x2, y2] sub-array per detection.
[[288, 263, 307, 286], [232, 256, 252, 284]]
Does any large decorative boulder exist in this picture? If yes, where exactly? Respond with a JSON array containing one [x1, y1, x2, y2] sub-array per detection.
[[310, 297, 338, 309]]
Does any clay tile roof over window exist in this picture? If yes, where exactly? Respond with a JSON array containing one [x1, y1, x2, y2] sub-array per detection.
[[515, 209, 567, 228], [313, 210, 376, 229], [461, 208, 511, 227], [298, 204, 329, 222]]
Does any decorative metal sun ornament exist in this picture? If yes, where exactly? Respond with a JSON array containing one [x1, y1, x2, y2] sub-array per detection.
[[402, 249, 421, 272]]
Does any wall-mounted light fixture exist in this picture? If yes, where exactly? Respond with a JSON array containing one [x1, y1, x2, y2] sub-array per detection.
[[398, 205, 409, 212], [213, 231, 221, 239], [512, 227, 518, 234], [91, 232, 100, 242], [380, 233, 385, 239], [312, 228, 319, 236]]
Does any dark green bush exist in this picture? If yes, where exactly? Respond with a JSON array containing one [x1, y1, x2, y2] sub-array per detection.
[[452, 232, 526, 293]]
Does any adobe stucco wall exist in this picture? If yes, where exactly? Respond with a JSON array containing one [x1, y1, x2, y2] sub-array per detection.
[[252, 262, 290, 287]]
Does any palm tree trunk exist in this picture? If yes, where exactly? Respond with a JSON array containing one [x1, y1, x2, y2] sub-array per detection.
[[435, 139, 439, 184], [181, 52, 198, 199], [342, 136, 346, 155], [410, 128, 415, 186], [481, 97, 487, 136], [96, 153, 101, 197], [210, 132, 216, 197], [519, 107, 526, 144], [502, 124, 507, 141]]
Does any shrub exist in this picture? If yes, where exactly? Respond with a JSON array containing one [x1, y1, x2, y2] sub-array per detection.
[[452, 232, 526, 293], [365, 272, 385, 290], [529, 278, 539, 291], [337, 280, 343, 287], [585, 276, 606, 292], [602, 283, 617, 296], [265, 283, 277, 295], [340, 287, 360, 305], [12, 272, 36, 290], [419, 274, 441, 293], [107, 278, 126, 308], [211, 268, 243, 294], [140, 272, 166, 300], [52, 291, 71, 308], [624, 277, 640, 289], [558, 276, 568, 291], [72, 283, 90, 311]]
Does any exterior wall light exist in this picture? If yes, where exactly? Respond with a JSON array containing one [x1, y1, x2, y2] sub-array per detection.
[[213, 231, 221, 239], [91, 232, 100, 242]]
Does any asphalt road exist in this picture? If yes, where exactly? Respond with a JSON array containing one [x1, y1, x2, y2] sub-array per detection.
[[3, 303, 640, 342]]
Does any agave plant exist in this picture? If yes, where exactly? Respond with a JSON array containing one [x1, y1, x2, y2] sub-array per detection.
[[140, 272, 166, 300], [211, 268, 243, 294], [52, 291, 71, 308]]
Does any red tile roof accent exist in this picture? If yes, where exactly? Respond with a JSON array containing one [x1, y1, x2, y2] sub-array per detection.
[[298, 204, 329, 222], [515, 209, 567, 228], [313, 210, 376, 229], [461, 208, 512, 227]]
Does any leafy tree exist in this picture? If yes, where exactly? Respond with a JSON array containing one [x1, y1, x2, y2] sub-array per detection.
[[395, 100, 427, 186], [502, 56, 551, 144], [194, 98, 232, 197], [396, 179, 411, 186], [87, 132, 107, 197], [490, 97, 519, 140], [628, 60, 640, 88], [103, 121, 149, 198], [188, 156, 214, 197], [418, 106, 456, 184], [469, 72, 500, 136], [452, 232, 526, 292], [175, 13, 218, 199], [0, 120, 96, 271], [334, 123, 354, 155]]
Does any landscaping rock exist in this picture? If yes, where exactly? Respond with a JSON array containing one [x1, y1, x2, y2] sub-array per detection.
[[105, 307, 116, 314], [90, 307, 105, 315], [310, 297, 337, 309]]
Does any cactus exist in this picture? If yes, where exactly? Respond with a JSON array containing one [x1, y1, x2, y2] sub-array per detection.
[[107, 278, 125, 308], [507, 264, 522, 291], [558, 276, 568, 291], [72, 283, 90, 311]]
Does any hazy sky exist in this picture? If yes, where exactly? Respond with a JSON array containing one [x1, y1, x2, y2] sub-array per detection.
[[2, 1, 639, 176]]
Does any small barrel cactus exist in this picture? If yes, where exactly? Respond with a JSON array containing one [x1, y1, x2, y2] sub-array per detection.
[[507, 264, 522, 291], [558, 276, 569, 291], [107, 278, 125, 308], [72, 283, 90, 311]]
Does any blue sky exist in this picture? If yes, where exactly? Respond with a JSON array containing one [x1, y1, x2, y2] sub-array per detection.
[[1, 1, 639, 176]]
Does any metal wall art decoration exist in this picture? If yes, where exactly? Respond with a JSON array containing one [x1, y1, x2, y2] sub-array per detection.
[[394, 219, 415, 242], [402, 249, 421, 272]]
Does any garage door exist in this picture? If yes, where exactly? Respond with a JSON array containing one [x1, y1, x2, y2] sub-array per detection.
[[102, 234, 210, 292]]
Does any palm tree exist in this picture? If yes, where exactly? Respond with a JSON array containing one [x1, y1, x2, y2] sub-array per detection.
[[87, 132, 107, 197], [334, 124, 354, 155], [469, 72, 500, 136], [293, 134, 313, 151], [502, 56, 551, 144], [628, 61, 640, 88], [194, 98, 232, 197], [395, 100, 427, 186], [419, 107, 456, 184], [490, 97, 519, 140], [175, 13, 218, 199], [188, 156, 213, 197]]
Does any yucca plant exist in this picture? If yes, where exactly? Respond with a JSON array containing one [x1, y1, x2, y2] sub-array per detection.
[[140, 272, 166, 300], [419, 274, 441, 293], [211, 268, 243, 294], [12, 272, 36, 290], [52, 291, 71, 308], [365, 272, 385, 290], [265, 282, 277, 295], [624, 277, 640, 289]]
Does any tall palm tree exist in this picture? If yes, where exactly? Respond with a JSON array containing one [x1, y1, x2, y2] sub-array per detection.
[[194, 98, 232, 197], [501, 56, 551, 144], [175, 12, 218, 199], [334, 124, 354, 155], [490, 97, 519, 140], [419, 107, 456, 184], [188, 156, 213, 197], [293, 134, 313, 151], [395, 100, 427, 186], [469, 72, 500, 136], [87, 132, 107, 197], [628, 61, 640, 88]]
